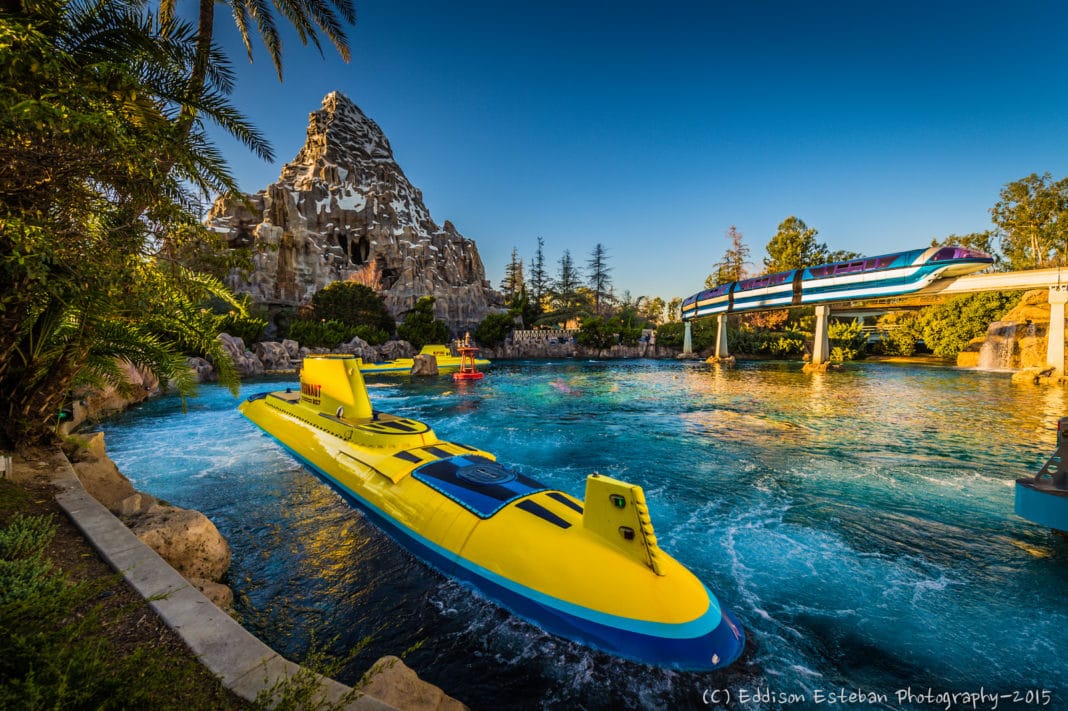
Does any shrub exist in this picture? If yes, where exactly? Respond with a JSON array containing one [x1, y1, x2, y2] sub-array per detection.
[[397, 297, 450, 349], [828, 320, 866, 361], [287, 319, 356, 348], [309, 282, 395, 335], [920, 291, 1021, 358], [473, 312, 515, 347]]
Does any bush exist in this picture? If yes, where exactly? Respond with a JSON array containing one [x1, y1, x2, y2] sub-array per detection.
[[287, 320, 354, 348], [656, 320, 716, 350], [397, 297, 451, 350], [828, 320, 866, 361], [874, 311, 923, 356], [920, 291, 1021, 358], [474, 312, 515, 347], [309, 282, 395, 335], [577, 317, 614, 349]]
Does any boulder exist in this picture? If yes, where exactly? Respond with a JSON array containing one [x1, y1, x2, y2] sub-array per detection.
[[252, 340, 292, 371], [411, 354, 438, 376], [218, 332, 265, 377], [187, 356, 216, 382], [379, 339, 414, 360], [360, 656, 468, 711], [282, 338, 301, 360], [70, 433, 138, 511], [190, 577, 234, 609], [129, 505, 232, 582]]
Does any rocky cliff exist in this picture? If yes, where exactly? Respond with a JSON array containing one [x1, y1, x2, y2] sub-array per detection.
[[206, 92, 499, 332]]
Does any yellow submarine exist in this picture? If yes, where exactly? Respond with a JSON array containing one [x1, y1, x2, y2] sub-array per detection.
[[240, 354, 745, 670], [359, 344, 490, 375]]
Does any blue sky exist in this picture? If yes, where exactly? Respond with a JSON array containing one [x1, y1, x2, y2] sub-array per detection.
[[206, 0, 1068, 301]]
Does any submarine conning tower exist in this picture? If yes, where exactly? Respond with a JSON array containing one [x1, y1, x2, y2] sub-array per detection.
[[299, 355, 373, 420]]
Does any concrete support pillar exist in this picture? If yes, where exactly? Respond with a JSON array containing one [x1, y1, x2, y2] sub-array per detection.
[[1047, 287, 1068, 374], [714, 314, 729, 358], [812, 305, 831, 365], [683, 321, 693, 355]]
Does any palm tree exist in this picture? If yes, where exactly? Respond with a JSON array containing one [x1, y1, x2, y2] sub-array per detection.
[[0, 0, 258, 445], [161, 0, 355, 155]]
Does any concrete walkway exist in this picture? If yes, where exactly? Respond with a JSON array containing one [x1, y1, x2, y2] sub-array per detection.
[[46, 449, 396, 709]]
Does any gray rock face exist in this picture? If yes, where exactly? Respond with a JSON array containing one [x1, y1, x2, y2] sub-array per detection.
[[206, 91, 501, 333]]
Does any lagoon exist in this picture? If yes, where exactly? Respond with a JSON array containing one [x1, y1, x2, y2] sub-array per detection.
[[95, 360, 1068, 710]]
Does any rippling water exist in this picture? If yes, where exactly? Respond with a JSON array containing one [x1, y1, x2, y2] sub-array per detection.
[[95, 360, 1068, 710]]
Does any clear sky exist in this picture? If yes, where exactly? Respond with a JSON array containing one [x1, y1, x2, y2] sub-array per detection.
[[206, 0, 1068, 302]]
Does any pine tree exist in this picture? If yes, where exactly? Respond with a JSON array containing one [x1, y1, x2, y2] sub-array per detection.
[[706, 226, 750, 287], [587, 243, 612, 315], [500, 247, 525, 305], [529, 236, 549, 313], [554, 250, 582, 312]]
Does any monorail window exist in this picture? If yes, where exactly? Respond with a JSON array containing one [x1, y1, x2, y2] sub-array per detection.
[[834, 260, 865, 274], [768, 272, 790, 285], [932, 247, 963, 261], [808, 266, 831, 278]]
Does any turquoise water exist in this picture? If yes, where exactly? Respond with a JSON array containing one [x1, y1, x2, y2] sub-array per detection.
[[96, 360, 1068, 710]]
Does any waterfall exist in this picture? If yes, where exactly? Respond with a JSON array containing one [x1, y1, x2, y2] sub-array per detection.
[[977, 320, 1018, 370]]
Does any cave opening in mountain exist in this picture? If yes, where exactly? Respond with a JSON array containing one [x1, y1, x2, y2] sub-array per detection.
[[335, 231, 371, 266]]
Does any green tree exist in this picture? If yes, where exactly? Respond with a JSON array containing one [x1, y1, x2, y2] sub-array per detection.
[[665, 297, 683, 323], [529, 236, 549, 315], [308, 282, 395, 335], [587, 243, 612, 315], [473, 312, 516, 347], [0, 0, 262, 446], [874, 311, 923, 356], [639, 296, 667, 326], [397, 297, 450, 350], [990, 173, 1068, 269], [551, 250, 584, 314], [919, 292, 1021, 358], [500, 247, 525, 306], [764, 216, 830, 272], [706, 225, 750, 287]]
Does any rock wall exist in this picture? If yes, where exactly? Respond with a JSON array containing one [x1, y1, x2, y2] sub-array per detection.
[[207, 92, 501, 333]]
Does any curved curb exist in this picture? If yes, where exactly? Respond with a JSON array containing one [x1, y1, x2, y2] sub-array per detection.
[[47, 448, 395, 710]]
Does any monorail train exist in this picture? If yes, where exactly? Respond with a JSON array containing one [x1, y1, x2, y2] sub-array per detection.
[[681, 245, 993, 321]]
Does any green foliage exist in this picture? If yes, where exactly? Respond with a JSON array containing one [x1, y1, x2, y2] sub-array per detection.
[[576, 317, 614, 349], [397, 297, 450, 349], [764, 216, 830, 272], [473, 312, 516, 347], [991, 173, 1068, 269], [920, 292, 1021, 358], [657, 321, 716, 351], [873, 311, 923, 356], [0, 513, 56, 562], [730, 325, 807, 357], [828, 320, 867, 362], [0, 511, 240, 708], [288, 320, 388, 348], [706, 226, 750, 288], [0, 0, 273, 446], [309, 282, 395, 335]]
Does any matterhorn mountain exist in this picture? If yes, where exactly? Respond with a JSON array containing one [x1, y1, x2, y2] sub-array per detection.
[[206, 91, 499, 331]]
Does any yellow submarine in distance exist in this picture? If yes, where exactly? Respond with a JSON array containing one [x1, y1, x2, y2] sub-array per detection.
[[239, 355, 745, 670], [358, 344, 490, 375]]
